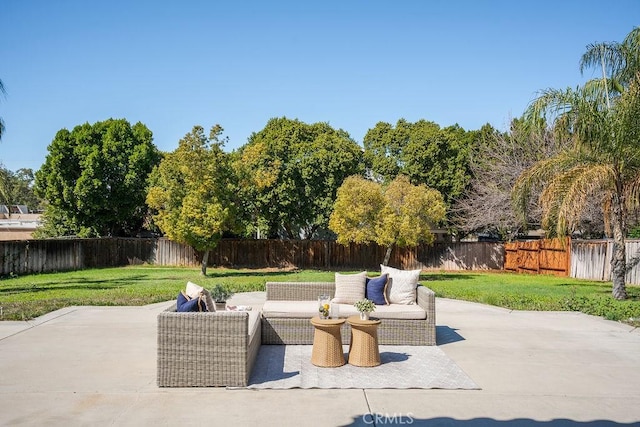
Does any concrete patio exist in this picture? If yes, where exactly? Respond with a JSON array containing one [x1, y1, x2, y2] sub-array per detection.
[[1, 293, 639, 426]]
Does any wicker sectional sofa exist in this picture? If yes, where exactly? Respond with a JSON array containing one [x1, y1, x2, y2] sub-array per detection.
[[157, 279, 436, 387], [261, 281, 436, 346], [157, 308, 261, 387]]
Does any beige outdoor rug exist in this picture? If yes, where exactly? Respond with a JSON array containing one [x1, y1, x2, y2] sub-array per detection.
[[247, 345, 480, 390]]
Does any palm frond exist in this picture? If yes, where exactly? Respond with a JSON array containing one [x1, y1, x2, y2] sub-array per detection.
[[615, 72, 640, 167], [624, 174, 640, 212], [0, 79, 4, 141], [512, 150, 583, 223], [540, 165, 614, 235], [620, 28, 640, 86], [580, 41, 626, 83]]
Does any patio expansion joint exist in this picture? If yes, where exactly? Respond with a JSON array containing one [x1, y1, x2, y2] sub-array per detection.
[[362, 389, 374, 422], [0, 307, 80, 342]]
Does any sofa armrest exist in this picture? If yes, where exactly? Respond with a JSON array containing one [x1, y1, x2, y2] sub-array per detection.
[[417, 285, 436, 324], [265, 282, 335, 301], [157, 308, 254, 387]]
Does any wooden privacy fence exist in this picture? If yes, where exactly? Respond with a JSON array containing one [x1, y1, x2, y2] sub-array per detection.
[[0, 238, 504, 276], [196, 239, 504, 271], [0, 238, 157, 276], [504, 238, 571, 276], [571, 239, 640, 284], [9, 237, 640, 283]]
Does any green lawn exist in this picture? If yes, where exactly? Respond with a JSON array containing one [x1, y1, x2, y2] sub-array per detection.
[[425, 271, 640, 325], [0, 266, 638, 325]]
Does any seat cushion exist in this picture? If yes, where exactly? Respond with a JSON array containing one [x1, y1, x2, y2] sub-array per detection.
[[262, 300, 426, 320]]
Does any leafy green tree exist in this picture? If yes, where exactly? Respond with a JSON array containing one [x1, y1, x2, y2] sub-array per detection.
[[34, 119, 161, 237], [147, 125, 237, 275], [329, 175, 446, 265], [363, 119, 473, 205], [362, 120, 408, 182], [235, 117, 364, 239], [0, 167, 44, 211]]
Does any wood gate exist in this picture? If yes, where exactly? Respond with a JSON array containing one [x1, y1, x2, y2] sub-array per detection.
[[504, 238, 570, 276]]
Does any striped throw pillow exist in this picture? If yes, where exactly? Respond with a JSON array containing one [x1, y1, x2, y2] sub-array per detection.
[[332, 271, 367, 304]]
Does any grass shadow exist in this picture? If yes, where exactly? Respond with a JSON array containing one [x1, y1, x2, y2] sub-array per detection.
[[0, 274, 157, 294], [204, 269, 306, 279], [420, 273, 476, 281]]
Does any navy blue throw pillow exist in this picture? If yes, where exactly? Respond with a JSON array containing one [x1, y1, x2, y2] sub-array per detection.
[[365, 274, 389, 305], [176, 291, 206, 312]]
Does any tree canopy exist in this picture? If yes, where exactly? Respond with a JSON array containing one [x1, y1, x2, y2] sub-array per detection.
[[329, 175, 446, 265], [235, 117, 364, 239], [34, 118, 161, 237], [146, 125, 237, 275], [453, 121, 580, 240], [363, 119, 473, 205]]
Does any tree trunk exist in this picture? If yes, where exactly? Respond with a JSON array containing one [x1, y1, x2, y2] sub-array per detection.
[[283, 223, 296, 239], [200, 249, 209, 276], [610, 192, 628, 300], [382, 244, 394, 266]]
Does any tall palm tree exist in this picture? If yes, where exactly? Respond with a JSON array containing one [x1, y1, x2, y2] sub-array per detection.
[[514, 28, 640, 300], [0, 79, 7, 205], [580, 27, 640, 97], [514, 76, 640, 300], [0, 79, 5, 141]]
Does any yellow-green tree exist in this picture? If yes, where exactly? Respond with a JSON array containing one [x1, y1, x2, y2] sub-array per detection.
[[147, 125, 236, 275], [329, 175, 446, 265]]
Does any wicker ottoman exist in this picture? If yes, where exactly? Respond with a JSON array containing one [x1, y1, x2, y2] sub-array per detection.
[[310, 317, 346, 367], [347, 316, 381, 367]]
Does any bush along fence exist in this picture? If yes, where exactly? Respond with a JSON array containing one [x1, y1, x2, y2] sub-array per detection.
[[0, 238, 503, 276]]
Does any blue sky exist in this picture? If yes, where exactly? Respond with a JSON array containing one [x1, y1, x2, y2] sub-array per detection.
[[1, 0, 638, 172]]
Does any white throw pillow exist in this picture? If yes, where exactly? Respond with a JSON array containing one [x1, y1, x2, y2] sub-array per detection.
[[380, 265, 421, 305], [185, 281, 215, 311], [332, 271, 367, 304], [186, 281, 204, 299]]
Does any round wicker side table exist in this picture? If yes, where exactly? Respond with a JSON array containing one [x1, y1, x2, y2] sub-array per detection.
[[347, 315, 382, 367], [310, 317, 346, 367]]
